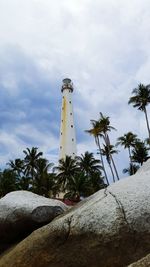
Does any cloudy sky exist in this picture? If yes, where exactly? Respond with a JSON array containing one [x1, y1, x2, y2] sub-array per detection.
[[0, 0, 150, 178]]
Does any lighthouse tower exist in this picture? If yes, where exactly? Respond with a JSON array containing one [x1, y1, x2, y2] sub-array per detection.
[[59, 78, 77, 160]]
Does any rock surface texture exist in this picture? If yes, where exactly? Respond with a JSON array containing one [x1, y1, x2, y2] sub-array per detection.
[[128, 253, 150, 266], [1, 160, 150, 267], [0, 190, 67, 253]]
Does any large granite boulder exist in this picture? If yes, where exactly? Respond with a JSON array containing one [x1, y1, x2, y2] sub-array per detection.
[[1, 160, 150, 267], [128, 253, 150, 266], [0, 190, 67, 253]]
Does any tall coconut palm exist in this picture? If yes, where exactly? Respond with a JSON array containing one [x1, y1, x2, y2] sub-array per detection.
[[101, 144, 118, 183], [76, 151, 102, 178], [54, 156, 78, 192], [128, 83, 150, 141], [23, 147, 43, 183], [98, 113, 119, 180], [85, 120, 109, 185], [116, 132, 138, 175], [99, 112, 116, 138], [131, 141, 150, 166]]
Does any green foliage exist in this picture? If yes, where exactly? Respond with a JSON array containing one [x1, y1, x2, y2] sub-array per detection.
[[86, 113, 119, 183], [54, 156, 79, 192], [0, 148, 106, 200], [53, 153, 106, 201], [23, 147, 43, 181], [0, 169, 19, 197], [116, 132, 138, 149], [76, 151, 102, 177], [101, 144, 118, 164], [128, 83, 150, 141], [85, 119, 109, 185], [116, 132, 139, 175], [131, 141, 150, 165], [128, 83, 150, 111]]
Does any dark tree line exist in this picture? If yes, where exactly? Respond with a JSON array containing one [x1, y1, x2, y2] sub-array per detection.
[[0, 148, 106, 200]]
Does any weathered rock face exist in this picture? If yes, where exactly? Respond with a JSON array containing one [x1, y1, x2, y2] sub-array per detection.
[[1, 160, 150, 267], [0, 191, 67, 253], [128, 253, 150, 266]]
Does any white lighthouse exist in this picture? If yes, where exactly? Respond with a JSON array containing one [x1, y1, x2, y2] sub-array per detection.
[[59, 78, 77, 160]]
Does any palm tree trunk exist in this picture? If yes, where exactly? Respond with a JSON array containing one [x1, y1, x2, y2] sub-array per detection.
[[108, 161, 115, 183], [110, 154, 120, 180], [128, 147, 134, 175], [144, 107, 150, 142], [96, 136, 109, 185], [104, 133, 119, 180], [31, 167, 34, 183]]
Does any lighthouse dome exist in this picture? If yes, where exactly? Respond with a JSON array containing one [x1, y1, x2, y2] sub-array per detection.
[[61, 78, 73, 92]]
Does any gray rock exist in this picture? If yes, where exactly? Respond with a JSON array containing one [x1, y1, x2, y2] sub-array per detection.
[[1, 160, 150, 267], [0, 190, 67, 253], [128, 253, 150, 266]]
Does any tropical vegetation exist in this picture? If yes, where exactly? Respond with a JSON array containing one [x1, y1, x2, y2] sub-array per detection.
[[0, 149, 106, 201]]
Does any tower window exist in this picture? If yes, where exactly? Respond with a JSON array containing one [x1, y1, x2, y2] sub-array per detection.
[[62, 120, 63, 122], [69, 101, 71, 104], [60, 146, 62, 149], [72, 138, 74, 141], [70, 113, 72, 115], [71, 125, 73, 128], [61, 132, 62, 135]]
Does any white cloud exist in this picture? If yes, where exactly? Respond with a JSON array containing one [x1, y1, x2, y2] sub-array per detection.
[[0, 0, 150, 175]]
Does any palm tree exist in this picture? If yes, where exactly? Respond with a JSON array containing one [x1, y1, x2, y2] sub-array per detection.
[[116, 132, 138, 175], [34, 158, 54, 196], [76, 152, 105, 196], [101, 144, 118, 183], [54, 156, 78, 192], [7, 158, 25, 178], [23, 147, 43, 183], [64, 171, 106, 201], [131, 141, 150, 165], [85, 120, 109, 185], [7, 159, 30, 190], [128, 83, 150, 141], [64, 173, 90, 202], [99, 112, 116, 138], [76, 151, 102, 178], [98, 113, 119, 180]]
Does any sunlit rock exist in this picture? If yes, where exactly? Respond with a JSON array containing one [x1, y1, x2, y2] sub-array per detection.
[[1, 160, 150, 267], [0, 190, 67, 253]]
